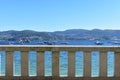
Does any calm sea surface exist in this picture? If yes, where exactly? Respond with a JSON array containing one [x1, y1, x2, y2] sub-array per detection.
[[0, 40, 120, 77]]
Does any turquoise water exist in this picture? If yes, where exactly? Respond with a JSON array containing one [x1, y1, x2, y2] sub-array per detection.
[[0, 40, 117, 77]]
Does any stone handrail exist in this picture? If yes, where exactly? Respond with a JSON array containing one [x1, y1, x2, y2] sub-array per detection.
[[0, 45, 120, 80]]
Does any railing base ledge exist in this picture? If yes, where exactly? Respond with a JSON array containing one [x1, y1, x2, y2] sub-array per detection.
[[0, 77, 120, 80]]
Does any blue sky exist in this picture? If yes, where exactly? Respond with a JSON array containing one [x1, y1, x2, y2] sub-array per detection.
[[0, 0, 120, 31]]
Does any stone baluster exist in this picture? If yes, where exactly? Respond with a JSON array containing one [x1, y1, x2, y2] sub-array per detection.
[[68, 51, 75, 77], [6, 51, 14, 76], [99, 51, 107, 77], [52, 51, 60, 77], [84, 51, 91, 77], [114, 51, 120, 77], [21, 51, 29, 76], [37, 51, 44, 76]]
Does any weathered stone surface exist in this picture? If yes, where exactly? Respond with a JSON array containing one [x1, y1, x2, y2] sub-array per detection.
[[0, 45, 120, 80]]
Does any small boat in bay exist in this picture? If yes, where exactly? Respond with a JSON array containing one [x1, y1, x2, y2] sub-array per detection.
[[44, 41, 55, 45], [61, 41, 68, 45], [95, 40, 103, 45]]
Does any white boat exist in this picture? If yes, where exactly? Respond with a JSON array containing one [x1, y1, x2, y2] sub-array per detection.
[[95, 40, 103, 45]]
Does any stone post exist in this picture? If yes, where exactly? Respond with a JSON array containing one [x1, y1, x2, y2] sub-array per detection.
[[52, 51, 60, 77], [84, 51, 91, 77], [100, 51, 107, 77], [68, 51, 75, 77], [114, 51, 120, 77], [37, 51, 44, 76], [6, 51, 14, 76], [21, 51, 29, 76]]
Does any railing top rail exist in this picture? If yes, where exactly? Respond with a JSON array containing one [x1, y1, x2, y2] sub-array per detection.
[[0, 45, 120, 47], [0, 45, 120, 52]]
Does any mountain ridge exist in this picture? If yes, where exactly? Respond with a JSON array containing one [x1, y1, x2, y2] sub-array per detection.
[[0, 29, 120, 40]]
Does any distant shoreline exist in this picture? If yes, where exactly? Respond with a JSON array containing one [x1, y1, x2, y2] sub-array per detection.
[[0, 29, 120, 41]]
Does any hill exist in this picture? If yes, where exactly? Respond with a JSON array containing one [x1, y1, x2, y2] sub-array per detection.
[[0, 29, 120, 40]]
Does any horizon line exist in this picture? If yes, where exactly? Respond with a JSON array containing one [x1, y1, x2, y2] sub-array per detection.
[[0, 28, 120, 32]]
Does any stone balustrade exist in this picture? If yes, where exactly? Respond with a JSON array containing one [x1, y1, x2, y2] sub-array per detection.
[[0, 45, 120, 80]]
